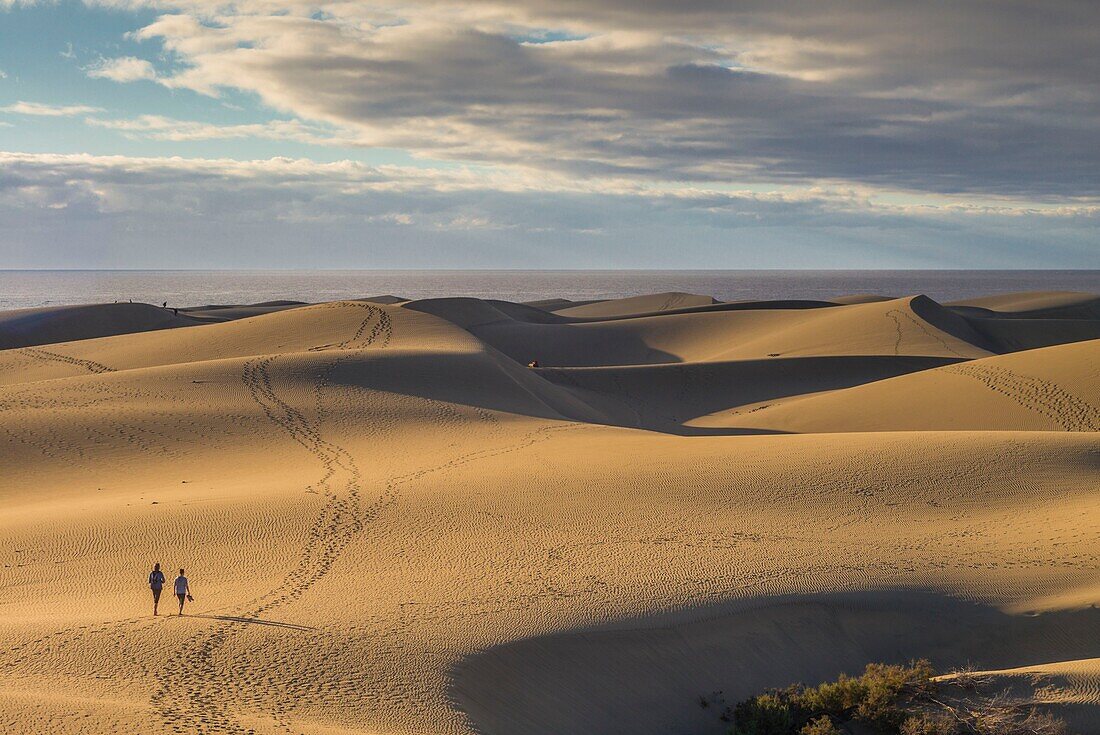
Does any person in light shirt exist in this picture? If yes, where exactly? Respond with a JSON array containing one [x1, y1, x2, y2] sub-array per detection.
[[174, 568, 193, 616]]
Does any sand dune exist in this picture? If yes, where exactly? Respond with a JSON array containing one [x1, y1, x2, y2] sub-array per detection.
[[457, 593, 1100, 735], [962, 314, 1100, 352], [556, 296, 839, 321], [179, 302, 310, 321], [0, 301, 471, 386], [829, 293, 895, 304], [179, 297, 407, 322], [1, 289, 1097, 735], [551, 291, 717, 317], [724, 338, 1100, 433], [949, 290, 1100, 318], [539, 355, 960, 431], [407, 295, 995, 367], [938, 657, 1100, 734], [521, 297, 585, 311], [0, 303, 202, 350]]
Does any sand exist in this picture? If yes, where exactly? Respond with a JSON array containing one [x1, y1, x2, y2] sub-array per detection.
[[0, 290, 1097, 735]]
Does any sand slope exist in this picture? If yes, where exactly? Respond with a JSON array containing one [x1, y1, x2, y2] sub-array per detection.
[[0, 303, 201, 350], [0, 301, 470, 386], [963, 315, 1100, 352], [936, 657, 1100, 734], [551, 291, 717, 318], [411, 295, 994, 367], [539, 355, 961, 431], [0, 289, 1097, 735], [949, 290, 1100, 319], [726, 338, 1100, 433]]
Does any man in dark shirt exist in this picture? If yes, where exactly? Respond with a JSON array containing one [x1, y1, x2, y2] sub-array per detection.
[[149, 563, 166, 616]]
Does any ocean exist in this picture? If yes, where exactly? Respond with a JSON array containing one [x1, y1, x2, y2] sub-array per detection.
[[1, 270, 1098, 311]]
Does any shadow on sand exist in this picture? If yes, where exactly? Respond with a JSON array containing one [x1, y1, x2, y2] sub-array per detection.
[[449, 589, 1100, 735], [188, 614, 316, 631]]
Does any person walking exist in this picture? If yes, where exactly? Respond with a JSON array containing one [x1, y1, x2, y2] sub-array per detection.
[[174, 568, 193, 616], [149, 563, 166, 616]]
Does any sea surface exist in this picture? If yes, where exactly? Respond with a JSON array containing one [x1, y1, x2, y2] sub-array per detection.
[[1, 270, 1098, 311]]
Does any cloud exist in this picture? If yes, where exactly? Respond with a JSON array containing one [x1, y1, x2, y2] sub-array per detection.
[[86, 114, 359, 145], [0, 101, 105, 116], [0, 69, 7, 79], [107, 2, 1100, 199], [85, 56, 158, 82], [0, 151, 1096, 269]]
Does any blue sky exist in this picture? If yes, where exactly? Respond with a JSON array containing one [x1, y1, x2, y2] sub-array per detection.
[[0, 0, 419, 164], [1, 0, 1098, 268]]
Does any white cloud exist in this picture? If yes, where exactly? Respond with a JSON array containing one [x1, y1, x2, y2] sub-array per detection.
[[86, 114, 360, 145], [1, 151, 1095, 217], [85, 56, 157, 82], [0, 101, 104, 116], [0, 69, 8, 79]]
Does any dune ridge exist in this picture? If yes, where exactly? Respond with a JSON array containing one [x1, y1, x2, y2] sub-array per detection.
[[0, 289, 1097, 735], [0, 303, 203, 350]]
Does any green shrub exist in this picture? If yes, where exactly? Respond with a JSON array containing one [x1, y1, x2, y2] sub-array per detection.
[[853, 660, 935, 729], [731, 691, 797, 735], [729, 660, 935, 735], [721, 659, 1066, 735], [800, 715, 842, 735], [798, 673, 867, 718]]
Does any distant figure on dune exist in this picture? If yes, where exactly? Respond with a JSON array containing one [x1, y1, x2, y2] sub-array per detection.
[[174, 569, 193, 616], [162, 301, 167, 308], [148, 563, 166, 616]]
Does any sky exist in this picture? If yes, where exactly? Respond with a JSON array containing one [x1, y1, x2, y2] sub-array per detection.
[[0, 0, 1098, 268]]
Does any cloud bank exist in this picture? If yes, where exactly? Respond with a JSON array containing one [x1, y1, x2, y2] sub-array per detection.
[[90, 0, 1100, 198], [1, 152, 1096, 268], [2, 1, 1098, 267]]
